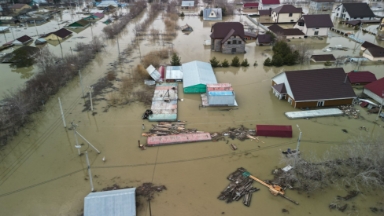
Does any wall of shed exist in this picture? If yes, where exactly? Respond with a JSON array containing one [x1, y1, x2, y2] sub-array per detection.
[[295, 98, 354, 108], [304, 26, 329, 36], [184, 84, 207, 93], [208, 95, 235, 105], [213, 39, 222, 52]]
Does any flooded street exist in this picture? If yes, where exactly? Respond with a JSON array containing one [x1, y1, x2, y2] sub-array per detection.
[[1, 4, 384, 216]]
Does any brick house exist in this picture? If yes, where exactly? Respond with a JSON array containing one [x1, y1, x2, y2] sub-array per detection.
[[271, 68, 356, 108], [210, 22, 245, 54]]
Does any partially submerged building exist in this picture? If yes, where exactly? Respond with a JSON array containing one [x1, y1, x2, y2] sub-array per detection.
[[83, 188, 136, 216], [149, 83, 178, 121], [243, 3, 259, 10], [363, 77, 384, 105], [210, 22, 245, 54], [347, 71, 377, 85], [146, 65, 162, 81], [309, 0, 335, 11], [335, 3, 375, 21], [361, 41, 384, 61], [201, 83, 238, 107], [67, 19, 90, 28], [256, 34, 273, 46], [256, 125, 292, 137], [165, 66, 183, 82], [180, 24, 193, 32], [259, 0, 281, 10], [12, 35, 33, 45], [182, 61, 217, 93], [203, 8, 222, 21], [42, 28, 73, 41], [268, 24, 305, 39], [181, 1, 195, 9], [294, 14, 334, 37], [310, 54, 336, 62], [271, 5, 302, 23], [271, 68, 356, 108]]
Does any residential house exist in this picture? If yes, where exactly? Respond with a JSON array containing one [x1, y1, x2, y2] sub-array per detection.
[[12, 35, 33, 45], [361, 41, 384, 61], [335, 3, 375, 21], [294, 14, 333, 36], [363, 77, 384, 105], [259, 9, 272, 23], [97, 1, 118, 9], [271, 68, 356, 108], [310, 54, 336, 62], [165, 66, 183, 82], [42, 28, 73, 41], [271, 5, 302, 23], [1, 46, 40, 63], [181, 1, 195, 9], [244, 31, 257, 40], [203, 8, 222, 21], [347, 71, 377, 85], [243, 3, 259, 10], [93, 13, 104, 19], [84, 188, 136, 216], [259, 0, 281, 10], [268, 24, 305, 39], [83, 14, 100, 21], [0, 16, 13, 24], [256, 34, 272, 46], [210, 22, 245, 54], [182, 61, 217, 94], [68, 19, 90, 28], [25, 17, 48, 24], [309, 0, 335, 11], [10, 4, 31, 14]]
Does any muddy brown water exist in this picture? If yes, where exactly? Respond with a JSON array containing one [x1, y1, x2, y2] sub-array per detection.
[[1, 7, 384, 216]]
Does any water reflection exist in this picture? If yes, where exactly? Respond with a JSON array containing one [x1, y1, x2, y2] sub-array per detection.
[[11, 65, 34, 79]]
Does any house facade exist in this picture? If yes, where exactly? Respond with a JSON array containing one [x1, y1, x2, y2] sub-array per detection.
[[294, 14, 333, 36], [210, 22, 245, 54], [44, 28, 73, 41], [271, 5, 302, 23], [361, 41, 384, 61], [335, 3, 375, 21], [203, 8, 222, 21], [309, 0, 334, 11], [271, 68, 356, 108]]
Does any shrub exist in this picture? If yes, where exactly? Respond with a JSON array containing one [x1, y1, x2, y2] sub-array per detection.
[[264, 58, 272, 66], [272, 55, 284, 67], [230, 56, 240, 67], [222, 59, 229, 67], [210, 57, 220, 67], [180, 12, 185, 17], [241, 58, 249, 67], [170, 53, 181, 66]]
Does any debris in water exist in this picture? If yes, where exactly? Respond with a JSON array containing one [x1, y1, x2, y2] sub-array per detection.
[[342, 129, 348, 133], [230, 143, 237, 150]]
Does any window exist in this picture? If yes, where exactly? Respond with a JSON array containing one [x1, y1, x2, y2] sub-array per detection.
[[289, 13, 292, 17], [314, 31, 319, 35], [317, 101, 325, 107], [233, 40, 237, 44], [227, 41, 231, 44]]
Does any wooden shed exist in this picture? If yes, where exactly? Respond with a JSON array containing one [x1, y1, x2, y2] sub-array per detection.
[[256, 125, 292, 138]]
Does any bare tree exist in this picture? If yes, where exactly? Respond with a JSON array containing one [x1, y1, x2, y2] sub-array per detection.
[[291, 42, 313, 64]]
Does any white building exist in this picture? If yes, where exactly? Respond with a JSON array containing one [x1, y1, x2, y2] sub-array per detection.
[[271, 5, 302, 23], [294, 14, 334, 36], [335, 3, 375, 21]]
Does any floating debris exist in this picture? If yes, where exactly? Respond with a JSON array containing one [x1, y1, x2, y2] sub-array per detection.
[[230, 143, 237, 150], [142, 122, 195, 137], [211, 125, 257, 142], [339, 105, 360, 119]]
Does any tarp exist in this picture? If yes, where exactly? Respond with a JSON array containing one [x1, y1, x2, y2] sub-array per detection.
[[256, 125, 292, 138]]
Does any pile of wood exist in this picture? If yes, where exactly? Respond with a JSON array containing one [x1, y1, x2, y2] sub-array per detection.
[[218, 167, 259, 207], [211, 125, 258, 142], [142, 122, 201, 137], [339, 105, 360, 118]]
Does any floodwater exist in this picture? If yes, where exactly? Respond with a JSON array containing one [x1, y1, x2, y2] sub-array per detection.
[[1, 5, 384, 216]]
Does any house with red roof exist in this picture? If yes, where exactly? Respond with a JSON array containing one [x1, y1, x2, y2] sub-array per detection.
[[243, 3, 259, 10], [210, 22, 245, 54], [259, 0, 281, 10], [347, 71, 377, 85], [363, 77, 384, 105], [271, 68, 356, 108]]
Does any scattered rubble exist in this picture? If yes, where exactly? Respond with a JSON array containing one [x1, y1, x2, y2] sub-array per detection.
[[217, 168, 260, 207], [211, 125, 259, 142], [339, 105, 360, 119], [337, 191, 359, 201], [142, 122, 199, 137]]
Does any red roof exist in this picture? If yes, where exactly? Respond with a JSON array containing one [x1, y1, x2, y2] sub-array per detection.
[[262, 0, 280, 5], [256, 125, 292, 138], [365, 77, 384, 98], [347, 71, 377, 84], [244, 3, 259, 8]]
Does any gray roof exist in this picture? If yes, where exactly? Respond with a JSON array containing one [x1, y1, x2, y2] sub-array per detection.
[[203, 8, 222, 21], [181, 1, 194, 7], [84, 188, 136, 216], [182, 61, 217, 88], [302, 14, 333, 28], [166, 66, 183, 80], [341, 3, 375, 18]]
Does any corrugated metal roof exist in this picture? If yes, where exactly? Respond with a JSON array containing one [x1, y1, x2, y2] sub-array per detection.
[[84, 188, 136, 216], [146, 65, 161, 81], [208, 91, 234, 96], [182, 61, 217, 88], [166, 66, 183, 80], [181, 1, 194, 7]]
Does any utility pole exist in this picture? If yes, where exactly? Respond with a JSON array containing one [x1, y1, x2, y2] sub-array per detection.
[[116, 36, 121, 57], [294, 124, 302, 168], [58, 97, 67, 128], [10, 27, 15, 40], [76, 131, 101, 154], [376, 91, 384, 121], [79, 70, 85, 97], [34, 20, 39, 36], [85, 151, 95, 192], [72, 122, 82, 155], [3, 31, 7, 42], [56, 35, 64, 60]]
